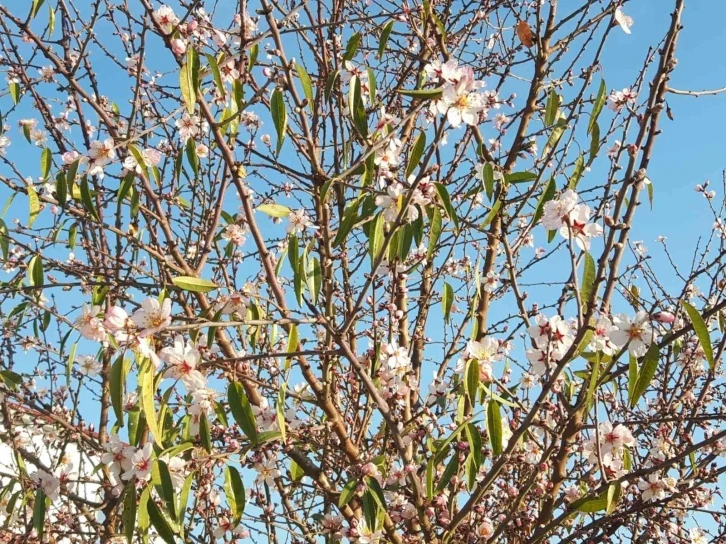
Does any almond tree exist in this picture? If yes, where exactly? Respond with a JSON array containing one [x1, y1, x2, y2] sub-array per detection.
[[1, 0, 725, 543]]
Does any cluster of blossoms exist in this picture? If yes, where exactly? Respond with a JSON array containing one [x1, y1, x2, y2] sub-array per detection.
[[460, 337, 511, 383], [526, 315, 575, 377], [583, 422, 635, 477], [378, 342, 413, 400], [424, 60, 499, 127], [375, 176, 435, 225], [541, 189, 603, 250], [607, 87, 638, 111]]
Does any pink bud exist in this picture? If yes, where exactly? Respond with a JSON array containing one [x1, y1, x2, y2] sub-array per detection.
[[171, 39, 187, 55], [651, 311, 675, 324], [262, 67, 273, 78]]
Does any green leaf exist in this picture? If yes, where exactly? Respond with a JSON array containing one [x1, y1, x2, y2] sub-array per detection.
[[33, 488, 47, 538], [9, 81, 20, 105], [369, 213, 385, 267], [157, 460, 177, 521], [296, 63, 314, 110], [569, 153, 585, 189], [588, 79, 607, 135], [199, 411, 212, 453], [343, 32, 361, 61], [398, 87, 444, 100], [228, 382, 258, 445], [682, 301, 715, 370], [224, 466, 246, 524], [487, 399, 503, 455], [290, 459, 305, 482], [580, 252, 596, 311], [465, 359, 479, 404], [545, 88, 559, 127], [171, 276, 218, 293], [348, 75, 368, 137], [482, 163, 495, 201], [28, 184, 40, 226], [248, 43, 259, 71], [443, 282, 454, 323], [425, 459, 435, 499], [365, 476, 386, 511], [30, 0, 45, 19], [146, 494, 177, 544], [141, 362, 162, 445], [427, 205, 442, 260], [406, 132, 426, 179], [506, 171, 538, 184], [110, 356, 125, 424], [277, 383, 287, 441], [180, 63, 196, 114], [306, 257, 322, 305], [338, 479, 358, 508], [80, 178, 99, 220], [257, 203, 291, 218], [206, 53, 225, 99], [27, 255, 43, 287], [435, 182, 458, 231], [324, 70, 340, 102], [589, 121, 600, 163], [185, 138, 198, 177], [122, 484, 137, 543], [378, 21, 394, 59], [270, 88, 287, 155], [629, 342, 660, 407], [647, 181, 654, 210], [437, 454, 460, 491], [40, 148, 52, 179]]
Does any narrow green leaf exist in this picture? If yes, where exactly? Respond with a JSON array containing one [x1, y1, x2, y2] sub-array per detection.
[[533, 178, 556, 225], [324, 70, 340, 102], [141, 363, 162, 445], [482, 163, 495, 201], [171, 276, 217, 293], [257, 203, 291, 218], [443, 282, 454, 322], [406, 132, 426, 179], [180, 63, 196, 114], [465, 359, 479, 404], [580, 252, 596, 311], [682, 301, 715, 369], [28, 184, 40, 226], [206, 53, 225, 99], [569, 153, 585, 189], [33, 488, 47, 538], [80, 178, 99, 220], [295, 63, 314, 110], [427, 205, 442, 260], [40, 148, 52, 179], [435, 182, 458, 231], [630, 342, 660, 407], [30, 0, 46, 19], [27, 255, 43, 287], [111, 356, 125, 424], [146, 494, 177, 544], [224, 466, 246, 524], [9, 82, 20, 105], [270, 88, 287, 155], [487, 400, 503, 455], [157, 460, 177, 521], [545, 89, 559, 127], [290, 460, 305, 482], [48, 4, 56, 35], [343, 32, 361, 61], [588, 79, 607, 135], [398, 87, 444, 100], [122, 484, 137, 543], [338, 479, 357, 508], [378, 21, 394, 59], [506, 171, 538, 184], [369, 213, 385, 267], [227, 382, 258, 445]]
